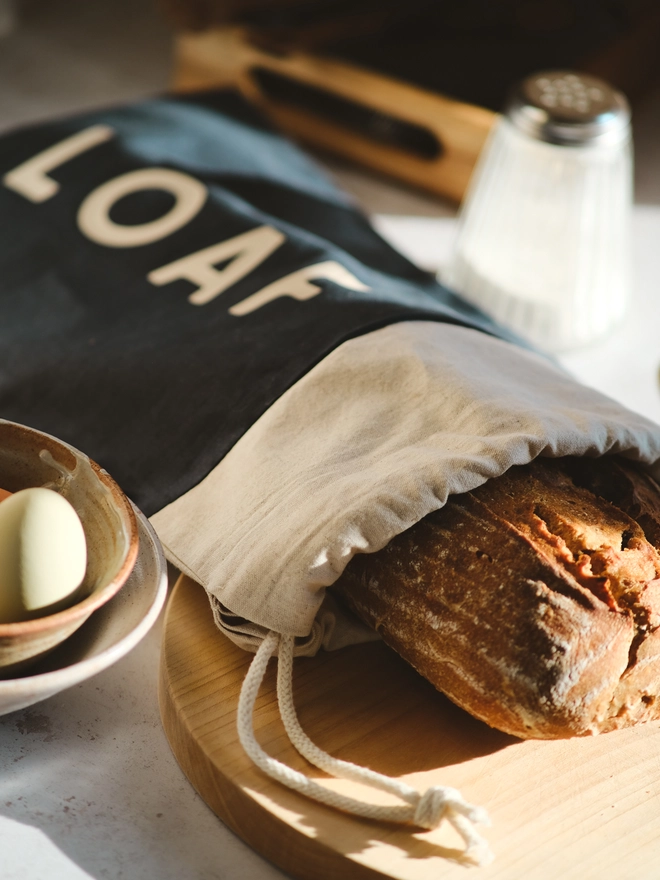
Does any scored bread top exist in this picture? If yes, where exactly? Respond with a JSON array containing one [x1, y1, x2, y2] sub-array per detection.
[[333, 457, 660, 739]]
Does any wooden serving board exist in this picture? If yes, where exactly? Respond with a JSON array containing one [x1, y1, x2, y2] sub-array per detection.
[[172, 27, 495, 204], [159, 575, 660, 879]]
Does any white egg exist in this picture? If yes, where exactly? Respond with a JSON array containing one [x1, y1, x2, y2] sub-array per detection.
[[0, 487, 87, 624]]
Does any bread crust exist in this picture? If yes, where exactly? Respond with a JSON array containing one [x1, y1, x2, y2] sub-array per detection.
[[333, 457, 660, 739]]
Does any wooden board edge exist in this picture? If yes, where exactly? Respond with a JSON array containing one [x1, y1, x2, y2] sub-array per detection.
[[170, 27, 497, 203], [157, 578, 383, 880]]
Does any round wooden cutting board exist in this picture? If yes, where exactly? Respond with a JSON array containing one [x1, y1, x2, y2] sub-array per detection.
[[159, 575, 660, 880]]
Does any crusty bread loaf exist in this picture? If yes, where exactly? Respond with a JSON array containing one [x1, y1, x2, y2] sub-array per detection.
[[332, 456, 660, 739]]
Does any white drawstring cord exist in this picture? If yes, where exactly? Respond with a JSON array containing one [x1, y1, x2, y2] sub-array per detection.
[[236, 630, 493, 865]]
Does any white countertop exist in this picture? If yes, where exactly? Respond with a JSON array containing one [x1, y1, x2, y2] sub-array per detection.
[[0, 602, 288, 880], [2, 204, 659, 880]]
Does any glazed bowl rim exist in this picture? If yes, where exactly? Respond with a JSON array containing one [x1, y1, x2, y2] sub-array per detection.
[[0, 419, 139, 636]]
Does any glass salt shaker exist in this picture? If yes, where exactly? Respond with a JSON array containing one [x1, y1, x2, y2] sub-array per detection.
[[442, 71, 632, 352]]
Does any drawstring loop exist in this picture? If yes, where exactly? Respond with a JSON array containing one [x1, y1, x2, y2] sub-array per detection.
[[236, 629, 493, 865]]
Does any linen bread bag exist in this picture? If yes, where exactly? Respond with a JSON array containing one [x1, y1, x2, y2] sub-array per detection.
[[2, 89, 660, 863]]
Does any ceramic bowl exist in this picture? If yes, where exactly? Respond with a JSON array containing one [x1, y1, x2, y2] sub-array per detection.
[[0, 420, 139, 675], [0, 503, 168, 715]]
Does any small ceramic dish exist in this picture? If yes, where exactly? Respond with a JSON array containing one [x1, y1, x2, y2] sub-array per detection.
[[0, 503, 167, 715], [0, 419, 139, 675]]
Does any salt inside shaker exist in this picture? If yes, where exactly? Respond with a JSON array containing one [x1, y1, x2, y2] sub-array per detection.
[[442, 71, 632, 351]]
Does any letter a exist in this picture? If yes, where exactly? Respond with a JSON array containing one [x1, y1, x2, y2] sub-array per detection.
[[148, 226, 286, 305]]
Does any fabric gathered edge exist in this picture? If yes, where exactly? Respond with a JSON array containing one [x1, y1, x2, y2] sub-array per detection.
[[152, 321, 660, 869], [236, 629, 494, 867]]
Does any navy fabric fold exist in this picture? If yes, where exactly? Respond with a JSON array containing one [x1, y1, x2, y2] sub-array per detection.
[[0, 90, 521, 515]]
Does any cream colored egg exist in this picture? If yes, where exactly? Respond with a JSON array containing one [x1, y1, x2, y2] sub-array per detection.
[[0, 487, 87, 623]]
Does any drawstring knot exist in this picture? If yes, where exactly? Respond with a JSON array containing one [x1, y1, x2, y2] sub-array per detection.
[[413, 784, 491, 830], [414, 785, 458, 829]]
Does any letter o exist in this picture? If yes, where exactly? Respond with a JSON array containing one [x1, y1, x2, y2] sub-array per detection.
[[77, 168, 207, 248]]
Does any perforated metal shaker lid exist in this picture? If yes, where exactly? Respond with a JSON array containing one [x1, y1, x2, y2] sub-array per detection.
[[505, 71, 631, 146]]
